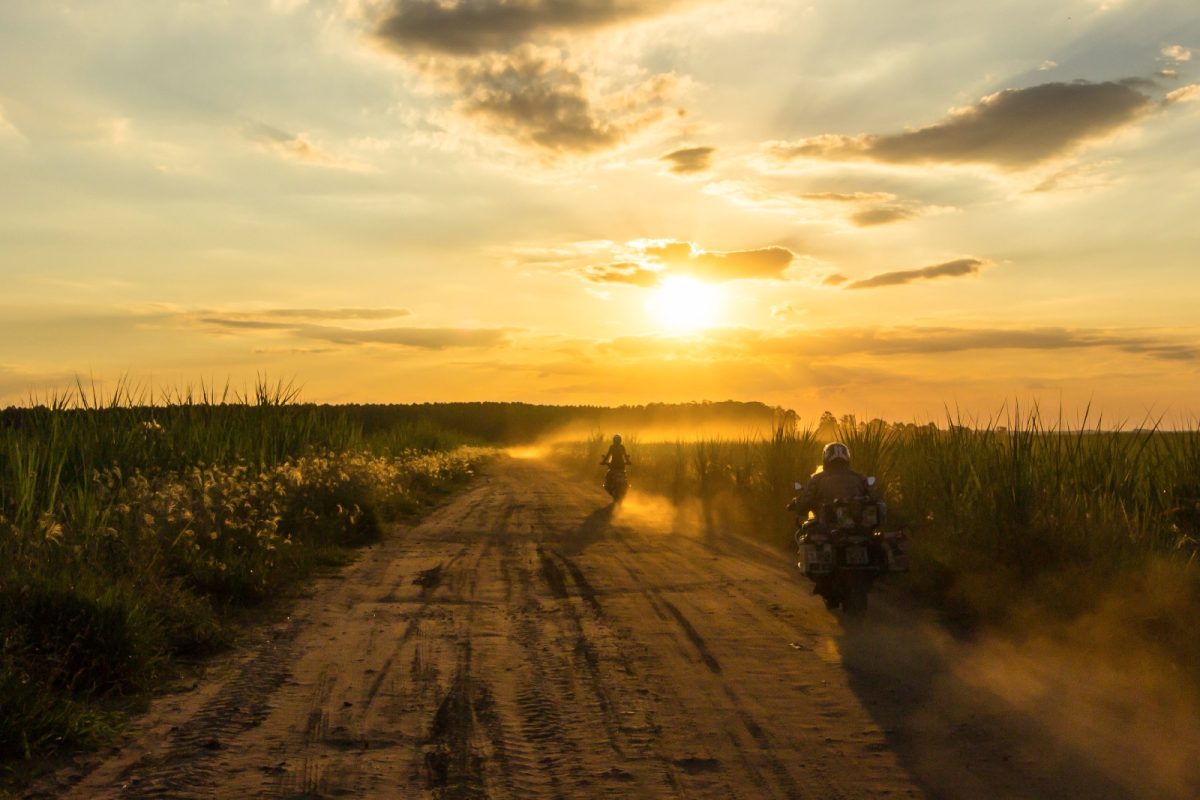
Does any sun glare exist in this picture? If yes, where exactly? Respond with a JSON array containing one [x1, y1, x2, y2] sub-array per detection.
[[646, 277, 721, 332]]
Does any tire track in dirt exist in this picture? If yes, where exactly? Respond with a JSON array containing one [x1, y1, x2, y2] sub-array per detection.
[[253, 480, 504, 799], [112, 616, 306, 799], [600, 525, 832, 799], [45, 459, 934, 800], [360, 541, 473, 712]]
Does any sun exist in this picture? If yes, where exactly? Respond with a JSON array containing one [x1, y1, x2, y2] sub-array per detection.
[[645, 276, 722, 332]]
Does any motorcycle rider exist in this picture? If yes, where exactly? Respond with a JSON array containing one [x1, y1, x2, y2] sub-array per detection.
[[788, 442, 873, 609], [601, 434, 631, 472]]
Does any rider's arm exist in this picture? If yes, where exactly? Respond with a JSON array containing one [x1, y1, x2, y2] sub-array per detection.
[[787, 477, 818, 514]]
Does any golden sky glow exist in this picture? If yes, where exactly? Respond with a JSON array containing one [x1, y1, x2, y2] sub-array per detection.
[[1, 1, 1199, 420]]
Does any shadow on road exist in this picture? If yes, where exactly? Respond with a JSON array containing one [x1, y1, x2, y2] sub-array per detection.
[[561, 504, 614, 556], [834, 602, 1174, 800]]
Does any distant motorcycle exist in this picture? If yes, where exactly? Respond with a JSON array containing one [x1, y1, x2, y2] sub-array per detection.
[[602, 464, 629, 503], [794, 480, 907, 615]]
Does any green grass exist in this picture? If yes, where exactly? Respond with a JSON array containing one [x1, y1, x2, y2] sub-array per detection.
[[0, 381, 488, 767]]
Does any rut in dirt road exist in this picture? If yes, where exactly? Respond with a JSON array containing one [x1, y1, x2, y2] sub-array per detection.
[[45, 457, 1200, 800]]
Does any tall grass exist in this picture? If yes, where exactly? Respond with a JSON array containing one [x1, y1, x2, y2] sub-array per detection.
[[0, 382, 486, 766], [553, 407, 1200, 666]]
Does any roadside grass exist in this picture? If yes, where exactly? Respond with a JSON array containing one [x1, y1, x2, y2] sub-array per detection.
[[0, 382, 487, 768], [553, 408, 1200, 676]]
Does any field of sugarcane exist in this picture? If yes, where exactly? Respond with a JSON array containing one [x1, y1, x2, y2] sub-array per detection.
[[555, 408, 1200, 672], [8, 390, 1200, 771], [0, 383, 489, 766]]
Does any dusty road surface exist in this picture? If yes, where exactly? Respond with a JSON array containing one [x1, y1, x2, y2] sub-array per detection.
[[39, 457, 1200, 799]]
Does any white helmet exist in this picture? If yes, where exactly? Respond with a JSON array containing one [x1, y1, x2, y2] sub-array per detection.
[[822, 442, 850, 466]]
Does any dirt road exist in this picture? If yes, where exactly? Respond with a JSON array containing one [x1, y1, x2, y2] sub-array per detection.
[[40, 458, 1200, 799]]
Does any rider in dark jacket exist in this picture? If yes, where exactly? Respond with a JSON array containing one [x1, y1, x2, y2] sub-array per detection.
[[788, 442, 872, 519], [788, 442, 873, 609], [601, 434, 631, 472]]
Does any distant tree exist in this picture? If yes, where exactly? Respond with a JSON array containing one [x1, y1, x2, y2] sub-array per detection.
[[817, 411, 838, 440]]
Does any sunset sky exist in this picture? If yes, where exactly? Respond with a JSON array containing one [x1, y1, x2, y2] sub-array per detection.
[[1, 0, 1198, 421]]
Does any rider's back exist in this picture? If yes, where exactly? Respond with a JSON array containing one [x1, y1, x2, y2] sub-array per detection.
[[804, 462, 869, 507], [604, 443, 629, 471]]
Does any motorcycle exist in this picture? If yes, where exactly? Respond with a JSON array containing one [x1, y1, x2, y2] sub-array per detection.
[[793, 478, 908, 616], [602, 464, 629, 503]]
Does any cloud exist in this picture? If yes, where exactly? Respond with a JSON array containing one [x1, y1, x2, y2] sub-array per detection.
[[597, 325, 1200, 364], [581, 240, 796, 286], [244, 122, 366, 170], [200, 317, 296, 331], [849, 204, 921, 227], [650, 242, 795, 281], [214, 308, 412, 321], [766, 80, 1157, 169], [705, 180, 897, 211], [373, 0, 679, 55], [704, 180, 942, 227], [1031, 159, 1117, 193], [299, 324, 511, 349], [580, 262, 663, 287], [822, 273, 849, 286], [371, 2, 684, 155], [808, 326, 1200, 362], [1165, 84, 1200, 105], [799, 191, 895, 203], [1038, 60, 1058, 71], [0, 103, 22, 140], [442, 47, 675, 153], [845, 258, 989, 289], [661, 145, 714, 175], [1162, 45, 1192, 63], [194, 311, 509, 350]]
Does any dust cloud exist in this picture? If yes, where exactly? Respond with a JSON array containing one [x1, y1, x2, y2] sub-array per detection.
[[837, 598, 1200, 799], [508, 439, 1200, 797]]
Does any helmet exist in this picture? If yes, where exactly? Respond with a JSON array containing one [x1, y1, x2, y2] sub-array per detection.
[[822, 442, 850, 466], [612, 434, 622, 444]]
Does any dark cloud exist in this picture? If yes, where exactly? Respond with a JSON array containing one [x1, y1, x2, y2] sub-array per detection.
[[200, 317, 295, 331], [216, 308, 411, 321], [373, 0, 676, 56], [849, 204, 919, 227], [822, 273, 848, 286], [661, 146, 714, 175], [846, 258, 988, 289], [810, 327, 1200, 362], [299, 325, 511, 350], [598, 325, 1200, 363], [438, 48, 675, 153], [581, 240, 796, 286], [648, 242, 794, 281], [768, 80, 1156, 169], [195, 313, 509, 350], [371, 2, 683, 155], [690, 249, 793, 281]]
